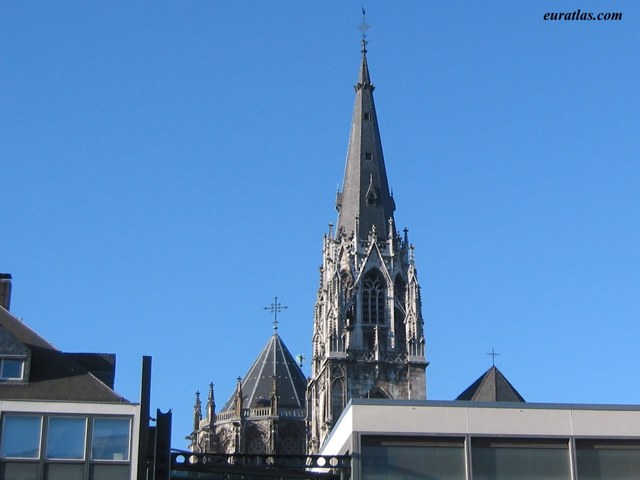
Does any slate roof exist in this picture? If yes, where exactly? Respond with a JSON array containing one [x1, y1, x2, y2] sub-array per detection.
[[456, 366, 525, 402], [0, 305, 129, 403], [336, 43, 396, 240], [221, 333, 306, 412]]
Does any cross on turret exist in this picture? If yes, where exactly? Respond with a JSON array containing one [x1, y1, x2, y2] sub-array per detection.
[[487, 348, 500, 366], [264, 296, 288, 331]]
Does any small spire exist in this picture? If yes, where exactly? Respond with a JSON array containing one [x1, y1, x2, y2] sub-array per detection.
[[193, 391, 202, 431], [234, 377, 243, 417], [356, 9, 373, 88], [206, 382, 215, 421]]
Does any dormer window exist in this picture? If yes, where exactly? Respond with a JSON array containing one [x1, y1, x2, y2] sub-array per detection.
[[0, 357, 25, 381], [363, 112, 371, 121], [364, 152, 373, 161]]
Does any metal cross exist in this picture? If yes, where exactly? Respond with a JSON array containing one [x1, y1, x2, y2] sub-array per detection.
[[264, 296, 287, 331], [359, 7, 370, 51], [487, 348, 500, 366]]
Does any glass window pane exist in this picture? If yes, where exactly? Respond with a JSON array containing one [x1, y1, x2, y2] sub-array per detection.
[[46, 417, 87, 459], [362, 436, 466, 480], [1, 359, 24, 379], [91, 418, 130, 461], [0, 462, 40, 480], [0, 415, 42, 459], [576, 439, 640, 480], [471, 438, 571, 480], [90, 464, 130, 480], [45, 463, 85, 480]]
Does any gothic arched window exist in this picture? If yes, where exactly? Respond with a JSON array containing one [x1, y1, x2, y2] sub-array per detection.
[[363, 269, 386, 325], [331, 379, 345, 424]]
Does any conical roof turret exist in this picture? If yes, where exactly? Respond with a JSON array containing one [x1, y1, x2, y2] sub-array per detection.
[[220, 333, 306, 412], [336, 42, 395, 240], [456, 366, 526, 402]]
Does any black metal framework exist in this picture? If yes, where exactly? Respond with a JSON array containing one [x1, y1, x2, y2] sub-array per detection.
[[170, 450, 350, 480]]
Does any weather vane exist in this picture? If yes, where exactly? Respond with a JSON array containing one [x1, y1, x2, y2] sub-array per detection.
[[359, 7, 369, 52], [487, 348, 500, 366], [264, 296, 288, 331]]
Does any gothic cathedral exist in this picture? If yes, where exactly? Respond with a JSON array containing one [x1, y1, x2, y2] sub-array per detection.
[[307, 38, 427, 452], [189, 36, 428, 458]]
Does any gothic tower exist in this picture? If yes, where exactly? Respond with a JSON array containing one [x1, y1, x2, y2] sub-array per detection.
[[307, 37, 428, 452]]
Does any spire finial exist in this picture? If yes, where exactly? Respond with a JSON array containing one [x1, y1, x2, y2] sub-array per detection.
[[359, 7, 369, 54], [264, 296, 288, 331], [193, 391, 202, 431], [206, 382, 215, 421], [487, 348, 500, 366]]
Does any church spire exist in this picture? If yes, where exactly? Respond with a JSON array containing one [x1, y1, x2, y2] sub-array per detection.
[[309, 24, 427, 452], [336, 35, 395, 241]]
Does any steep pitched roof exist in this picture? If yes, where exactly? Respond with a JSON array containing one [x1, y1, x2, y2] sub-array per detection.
[[0, 305, 129, 403], [456, 366, 525, 402], [336, 42, 395, 241], [221, 333, 306, 412]]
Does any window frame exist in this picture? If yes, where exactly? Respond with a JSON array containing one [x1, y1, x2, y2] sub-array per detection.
[[46, 416, 88, 461], [0, 414, 43, 459], [361, 435, 467, 480], [90, 417, 132, 462], [0, 356, 26, 381], [470, 436, 572, 480], [0, 413, 132, 480]]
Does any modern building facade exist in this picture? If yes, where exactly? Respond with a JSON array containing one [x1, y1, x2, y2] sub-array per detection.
[[320, 399, 640, 480], [307, 33, 427, 453], [0, 274, 141, 480]]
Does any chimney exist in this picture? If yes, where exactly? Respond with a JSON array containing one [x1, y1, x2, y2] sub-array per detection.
[[0, 273, 12, 311]]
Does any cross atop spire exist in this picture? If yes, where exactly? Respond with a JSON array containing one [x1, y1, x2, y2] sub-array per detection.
[[359, 8, 369, 54], [487, 348, 500, 366], [264, 296, 288, 331]]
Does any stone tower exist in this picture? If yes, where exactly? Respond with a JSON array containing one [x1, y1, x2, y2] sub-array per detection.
[[307, 38, 428, 452]]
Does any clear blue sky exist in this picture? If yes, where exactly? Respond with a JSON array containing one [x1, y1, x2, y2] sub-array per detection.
[[2, 1, 639, 447]]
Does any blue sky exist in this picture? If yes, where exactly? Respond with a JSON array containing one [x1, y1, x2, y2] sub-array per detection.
[[2, 1, 639, 447]]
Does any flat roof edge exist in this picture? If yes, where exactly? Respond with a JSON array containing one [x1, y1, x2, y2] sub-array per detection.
[[347, 398, 640, 412]]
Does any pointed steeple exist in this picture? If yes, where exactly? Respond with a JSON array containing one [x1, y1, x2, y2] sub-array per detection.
[[336, 40, 395, 240], [456, 366, 525, 402], [310, 30, 427, 452], [220, 333, 307, 413]]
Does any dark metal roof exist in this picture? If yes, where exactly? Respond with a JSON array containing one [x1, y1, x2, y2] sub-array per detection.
[[221, 333, 306, 412], [456, 366, 526, 402], [0, 305, 129, 403], [336, 47, 396, 240]]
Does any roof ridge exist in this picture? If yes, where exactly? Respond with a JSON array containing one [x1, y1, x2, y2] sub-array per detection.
[[275, 334, 302, 407]]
